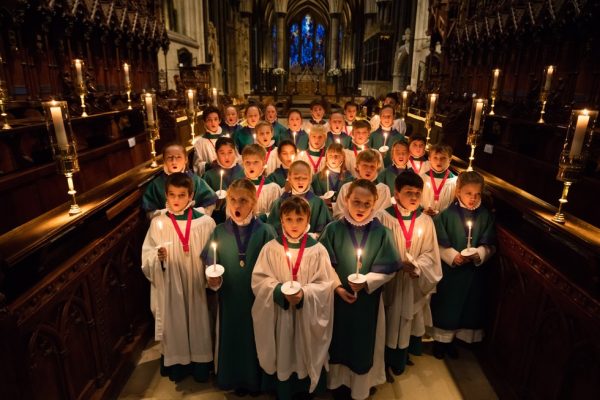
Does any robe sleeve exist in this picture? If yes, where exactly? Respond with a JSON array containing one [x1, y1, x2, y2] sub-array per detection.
[[273, 283, 290, 310], [140, 218, 167, 340], [332, 184, 349, 219], [365, 271, 395, 294], [142, 179, 163, 212], [474, 245, 496, 267], [440, 246, 459, 267], [193, 176, 218, 208], [370, 226, 402, 274], [312, 198, 333, 233], [411, 217, 442, 295]]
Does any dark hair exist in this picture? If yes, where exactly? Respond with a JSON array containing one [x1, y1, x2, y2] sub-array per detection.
[[394, 170, 424, 192], [165, 172, 194, 195], [280, 195, 311, 218], [287, 109, 302, 119], [344, 101, 358, 110], [385, 92, 399, 104], [202, 106, 221, 121], [163, 142, 186, 156], [278, 139, 297, 154], [346, 179, 378, 200], [352, 120, 371, 132], [391, 139, 409, 151], [309, 98, 326, 110], [215, 136, 236, 152], [457, 170, 484, 189], [380, 104, 395, 114], [245, 103, 263, 116], [429, 143, 453, 158], [409, 135, 426, 145]]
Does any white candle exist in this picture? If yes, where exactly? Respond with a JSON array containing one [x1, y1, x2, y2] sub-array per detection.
[[123, 63, 130, 86], [336, 138, 340, 144], [326, 170, 330, 192], [212, 87, 218, 106], [492, 69, 500, 91], [472, 101, 484, 132], [50, 105, 68, 150], [187, 89, 195, 113], [570, 112, 590, 158], [144, 95, 154, 126], [544, 66, 554, 93], [211, 241, 217, 271], [466, 220, 473, 249], [286, 251, 294, 285], [428, 94, 437, 117], [292, 131, 297, 144], [74, 59, 83, 85], [383, 132, 388, 146], [253, 133, 257, 143], [356, 248, 362, 277], [219, 169, 224, 191], [402, 91, 408, 101]]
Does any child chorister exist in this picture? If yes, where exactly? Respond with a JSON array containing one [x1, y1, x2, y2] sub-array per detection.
[[420, 143, 458, 216], [311, 142, 354, 203], [407, 135, 430, 175], [234, 104, 262, 153], [252, 196, 335, 400], [430, 171, 496, 359], [201, 179, 276, 394], [280, 109, 309, 150], [327, 111, 353, 148], [343, 120, 383, 177], [378, 172, 442, 376], [193, 106, 225, 175], [319, 179, 401, 400], [267, 160, 332, 235], [142, 143, 217, 218], [222, 105, 241, 137], [343, 101, 359, 136], [368, 105, 406, 167], [302, 98, 329, 133], [334, 149, 391, 220], [265, 103, 287, 145], [297, 124, 327, 174], [241, 144, 282, 216], [378, 140, 409, 195], [255, 120, 280, 175], [141, 172, 215, 382], [267, 140, 297, 188]]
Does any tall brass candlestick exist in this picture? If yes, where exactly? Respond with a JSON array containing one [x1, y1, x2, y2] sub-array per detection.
[[489, 68, 500, 115], [185, 89, 198, 143], [73, 59, 88, 117], [141, 92, 160, 168], [123, 62, 132, 110], [0, 80, 10, 129], [538, 65, 555, 124], [466, 98, 488, 171], [425, 93, 438, 150]]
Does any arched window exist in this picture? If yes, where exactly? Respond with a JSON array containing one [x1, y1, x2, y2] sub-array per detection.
[[289, 14, 326, 68]]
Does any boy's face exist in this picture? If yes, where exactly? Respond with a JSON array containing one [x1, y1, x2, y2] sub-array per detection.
[[265, 106, 278, 123], [288, 168, 311, 192], [457, 183, 482, 209], [429, 151, 450, 172], [384, 97, 397, 107], [380, 108, 394, 129], [395, 185, 422, 211], [392, 144, 409, 166], [347, 187, 376, 222], [326, 150, 344, 169], [243, 155, 265, 179], [166, 185, 193, 213], [309, 132, 326, 149], [311, 105, 325, 120], [217, 144, 236, 168], [256, 125, 273, 147], [279, 144, 296, 168], [353, 128, 370, 145], [345, 106, 357, 121], [245, 107, 260, 127], [164, 146, 186, 173], [227, 188, 255, 223], [281, 210, 309, 239], [288, 112, 303, 131], [204, 112, 221, 132], [225, 107, 238, 125], [356, 160, 379, 181], [329, 114, 344, 133], [409, 140, 426, 158]]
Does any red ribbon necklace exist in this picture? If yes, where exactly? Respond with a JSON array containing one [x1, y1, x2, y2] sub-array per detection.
[[429, 169, 450, 201], [255, 175, 266, 198], [307, 148, 324, 173], [168, 208, 193, 254], [393, 204, 417, 249], [281, 233, 308, 281], [409, 158, 422, 174]]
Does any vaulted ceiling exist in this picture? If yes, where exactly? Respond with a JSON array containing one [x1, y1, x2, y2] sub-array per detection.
[[256, 0, 363, 29]]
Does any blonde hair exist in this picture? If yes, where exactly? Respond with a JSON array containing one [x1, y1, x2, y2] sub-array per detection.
[[356, 148, 380, 166], [289, 160, 312, 176], [457, 170, 484, 189], [319, 142, 346, 179], [345, 179, 379, 201], [255, 120, 273, 134], [242, 143, 267, 159], [309, 124, 327, 137], [227, 178, 257, 207]]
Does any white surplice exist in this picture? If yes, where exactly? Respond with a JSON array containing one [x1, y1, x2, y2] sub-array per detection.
[[419, 171, 458, 214]]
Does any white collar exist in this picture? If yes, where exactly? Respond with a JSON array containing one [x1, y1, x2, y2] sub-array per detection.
[[291, 185, 311, 195], [343, 208, 376, 227], [205, 126, 223, 136], [282, 224, 311, 243], [230, 211, 255, 226], [327, 165, 341, 173], [458, 198, 481, 211], [308, 144, 325, 152], [165, 200, 195, 216]]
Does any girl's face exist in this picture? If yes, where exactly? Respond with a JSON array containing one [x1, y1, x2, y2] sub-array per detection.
[[265, 105, 278, 123], [326, 150, 344, 169], [356, 160, 379, 181], [409, 141, 426, 158], [347, 187, 376, 222], [392, 145, 409, 166], [345, 106, 357, 121], [380, 108, 394, 129], [279, 144, 296, 168], [311, 105, 325, 120], [166, 185, 193, 213], [225, 107, 239, 125], [243, 155, 265, 179], [281, 210, 309, 239], [288, 112, 303, 131], [245, 107, 260, 127], [329, 114, 345, 133], [456, 183, 482, 209], [256, 126, 273, 147], [353, 128, 370, 145], [217, 144, 237, 168], [429, 151, 450, 172], [309, 132, 326, 149], [288, 168, 311, 192], [227, 188, 255, 223], [204, 112, 221, 132], [395, 185, 422, 211], [164, 146, 186, 173]]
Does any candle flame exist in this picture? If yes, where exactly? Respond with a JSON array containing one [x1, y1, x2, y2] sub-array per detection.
[[493, 68, 500, 77], [467, 220, 472, 228], [357, 249, 362, 258], [211, 241, 217, 250], [220, 169, 224, 176], [326, 170, 330, 176]]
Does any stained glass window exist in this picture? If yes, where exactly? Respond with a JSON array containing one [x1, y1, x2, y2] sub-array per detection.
[[315, 24, 325, 66], [272, 25, 277, 67], [289, 23, 300, 66], [301, 15, 314, 66], [289, 15, 326, 68]]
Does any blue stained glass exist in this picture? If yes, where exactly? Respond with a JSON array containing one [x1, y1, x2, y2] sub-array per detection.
[[289, 23, 300, 66], [272, 25, 277, 67], [315, 23, 325, 66], [300, 15, 314, 66]]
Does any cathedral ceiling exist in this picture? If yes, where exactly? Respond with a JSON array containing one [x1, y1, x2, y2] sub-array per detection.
[[257, 0, 360, 28]]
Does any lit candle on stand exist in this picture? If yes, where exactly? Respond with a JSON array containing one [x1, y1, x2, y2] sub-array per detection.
[[144, 94, 154, 126], [253, 133, 257, 143], [570, 111, 590, 158], [49, 104, 69, 150], [326, 169, 330, 192], [472, 101, 484, 132], [383, 131, 388, 146], [544, 66, 554, 92], [123, 63, 130, 86], [292, 131, 297, 144], [219, 169, 224, 192], [466, 220, 473, 249], [355, 248, 362, 277], [187, 89, 195, 113], [428, 94, 437, 117], [211, 241, 217, 272], [74, 59, 83, 85], [212, 87, 218, 106], [492, 69, 500, 91]]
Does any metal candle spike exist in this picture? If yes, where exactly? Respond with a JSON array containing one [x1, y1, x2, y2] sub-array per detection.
[[466, 98, 488, 171], [425, 93, 438, 150], [0, 80, 11, 129], [538, 65, 556, 124], [73, 59, 88, 117], [185, 89, 198, 143], [489, 69, 500, 115], [141, 92, 160, 168], [123, 62, 132, 110]]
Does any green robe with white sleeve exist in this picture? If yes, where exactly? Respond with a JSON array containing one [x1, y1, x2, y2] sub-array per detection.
[[266, 191, 332, 235]]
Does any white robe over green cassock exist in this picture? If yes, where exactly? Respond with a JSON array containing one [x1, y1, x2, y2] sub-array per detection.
[[419, 169, 458, 213], [141, 210, 215, 367], [249, 176, 282, 217], [193, 129, 224, 175]]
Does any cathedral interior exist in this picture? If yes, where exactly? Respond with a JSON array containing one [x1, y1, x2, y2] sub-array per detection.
[[0, 0, 599, 399]]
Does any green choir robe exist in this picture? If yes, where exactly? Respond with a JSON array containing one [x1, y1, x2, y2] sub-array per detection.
[[221, 123, 239, 137], [266, 191, 333, 235], [378, 164, 409, 195], [311, 169, 354, 203], [430, 201, 496, 338], [319, 218, 400, 399], [368, 128, 406, 167], [326, 131, 353, 148], [142, 170, 217, 214], [203, 164, 245, 224], [267, 166, 289, 188], [233, 126, 255, 153], [200, 218, 276, 391], [279, 129, 309, 150], [272, 121, 288, 145]]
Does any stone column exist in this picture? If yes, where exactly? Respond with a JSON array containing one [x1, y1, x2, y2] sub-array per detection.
[[328, 0, 343, 68], [273, 0, 288, 69]]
